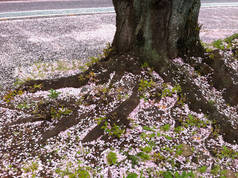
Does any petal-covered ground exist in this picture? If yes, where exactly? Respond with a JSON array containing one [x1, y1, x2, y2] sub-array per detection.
[[0, 37, 238, 177]]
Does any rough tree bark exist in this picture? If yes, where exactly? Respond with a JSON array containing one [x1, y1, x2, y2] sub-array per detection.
[[112, 0, 204, 72], [111, 0, 238, 143]]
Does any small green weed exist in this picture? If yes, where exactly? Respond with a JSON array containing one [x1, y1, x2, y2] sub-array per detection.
[[163, 134, 173, 140], [86, 56, 100, 67], [17, 102, 31, 110], [102, 42, 112, 58], [174, 144, 183, 156], [48, 89, 61, 99], [107, 151, 118, 165], [136, 151, 150, 161], [3, 90, 23, 103], [209, 53, 215, 59], [218, 146, 238, 159], [206, 47, 213, 53], [160, 124, 171, 132], [138, 79, 154, 92], [224, 33, 238, 44], [13, 78, 25, 87], [162, 170, 194, 178], [211, 165, 221, 176], [181, 114, 208, 128], [22, 161, 38, 178], [33, 83, 42, 89], [198, 165, 208, 173], [138, 79, 155, 100], [142, 125, 155, 132], [208, 100, 215, 106], [50, 106, 72, 119], [55, 161, 90, 178], [126, 172, 138, 178], [212, 39, 225, 50], [141, 62, 149, 68], [95, 117, 106, 125], [141, 146, 152, 153], [127, 154, 139, 167], [152, 152, 166, 162], [101, 122, 125, 138], [159, 84, 182, 98], [174, 126, 184, 133]]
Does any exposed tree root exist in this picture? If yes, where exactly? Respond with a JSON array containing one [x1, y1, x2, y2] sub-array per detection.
[[6, 116, 45, 126], [40, 111, 87, 143], [187, 50, 238, 106], [18, 55, 142, 93], [82, 85, 140, 143], [0, 55, 143, 145], [156, 61, 238, 144], [1, 52, 237, 145], [208, 56, 238, 106], [0, 104, 22, 112]]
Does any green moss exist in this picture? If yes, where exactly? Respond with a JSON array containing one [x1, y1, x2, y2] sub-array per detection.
[[139, 79, 153, 90], [160, 124, 171, 132], [48, 89, 61, 99], [224, 33, 238, 44], [162, 170, 194, 178], [209, 53, 215, 59], [141, 146, 152, 153], [2, 89, 24, 103], [218, 146, 238, 159], [198, 165, 208, 173], [51, 107, 72, 119], [159, 84, 182, 98], [181, 114, 208, 128], [212, 39, 225, 50], [136, 152, 150, 161], [17, 102, 31, 110], [126, 172, 138, 178], [55, 162, 91, 178]]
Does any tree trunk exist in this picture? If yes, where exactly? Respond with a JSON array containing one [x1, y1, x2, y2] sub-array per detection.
[[112, 0, 203, 71], [112, 0, 238, 144]]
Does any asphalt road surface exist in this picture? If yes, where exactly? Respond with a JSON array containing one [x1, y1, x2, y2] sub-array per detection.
[[0, 0, 237, 13], [0, 0, 112, 13]]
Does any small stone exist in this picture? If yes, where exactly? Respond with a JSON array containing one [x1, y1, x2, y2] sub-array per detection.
[[181, 144, 193, 157]]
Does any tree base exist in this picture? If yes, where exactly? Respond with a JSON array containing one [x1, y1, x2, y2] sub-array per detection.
[[0, 45, 238, 176]]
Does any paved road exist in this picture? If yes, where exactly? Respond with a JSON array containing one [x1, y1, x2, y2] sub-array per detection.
[[0, 0, 238, 14], [0, 0, 112, 13], [0, 0, 238, 20]]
